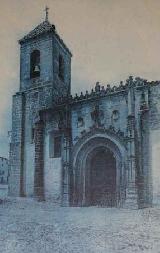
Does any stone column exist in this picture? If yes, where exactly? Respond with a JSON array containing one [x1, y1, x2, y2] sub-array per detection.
[[139, 102, 152, 208], [125, 115, 138, 209], [125, 76, 138, 209], [34, 120, 45, 201], [62, 134, 71, 206], [61, 105, 72, 207]]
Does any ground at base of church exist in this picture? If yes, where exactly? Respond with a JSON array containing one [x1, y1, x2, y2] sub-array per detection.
[[0, 198, 160, 253]]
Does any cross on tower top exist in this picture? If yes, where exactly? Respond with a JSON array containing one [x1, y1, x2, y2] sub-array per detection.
[[45, 6, 49, 22]]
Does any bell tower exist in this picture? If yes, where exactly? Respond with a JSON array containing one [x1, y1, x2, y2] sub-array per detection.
[[9, 9, 72, 197], [19, 7, 72, 98]]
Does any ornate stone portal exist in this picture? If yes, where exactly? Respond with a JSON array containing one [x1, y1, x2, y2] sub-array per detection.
[[71, 129, 126, 207]]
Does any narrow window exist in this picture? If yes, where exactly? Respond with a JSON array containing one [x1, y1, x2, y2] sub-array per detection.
[[54, 136, 61, 158], [31, 128, 35, 143], [30, 50, 40, 79], [77, 116, 84, 128], [58, 55, 65, 81]]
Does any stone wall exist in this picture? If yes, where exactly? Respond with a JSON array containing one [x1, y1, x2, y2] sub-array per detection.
[[149, 84, 160, 204], [44, 133, 62, 204], [52, 35, 71, 98], [0, 185, 8, 200], [0, 157, 8, 184], [9, 93, 25, 196]]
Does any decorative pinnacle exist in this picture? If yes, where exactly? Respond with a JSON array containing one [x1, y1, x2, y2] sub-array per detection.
[[45, 6, 49, 22]]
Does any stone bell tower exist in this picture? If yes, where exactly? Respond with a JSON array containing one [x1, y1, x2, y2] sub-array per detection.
[[9, 8, 72, 197], [19, 6, 72, 96]]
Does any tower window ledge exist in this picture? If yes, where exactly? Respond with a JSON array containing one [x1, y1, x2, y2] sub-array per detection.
[[31, 77, 41, 84]]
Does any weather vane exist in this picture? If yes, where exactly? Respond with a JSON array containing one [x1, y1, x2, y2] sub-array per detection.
[[45, 6, 49, 22]]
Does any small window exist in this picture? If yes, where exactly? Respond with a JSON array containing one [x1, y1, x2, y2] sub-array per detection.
[[77, 116, 84, 128], [112, 110, 119, 121], [31, 128, 35, 143], [54, 136, 61, 158], [30, 50, 40, 79], [58, 55, 65, 81]]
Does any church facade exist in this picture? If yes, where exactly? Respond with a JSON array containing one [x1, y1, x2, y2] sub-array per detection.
[[9, 14, 160, 209]]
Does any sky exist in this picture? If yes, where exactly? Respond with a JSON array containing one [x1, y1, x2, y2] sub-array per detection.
[[1, 0, 160, 157]]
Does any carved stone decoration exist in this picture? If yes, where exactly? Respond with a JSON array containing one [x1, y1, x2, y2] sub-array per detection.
[[33, 112, 41, 124], [95, 82, 101, 93], [91, 105, 104, 127], [140, 92, 148, 111]]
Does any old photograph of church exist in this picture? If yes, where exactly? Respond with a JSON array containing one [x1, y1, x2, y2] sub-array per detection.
[[1, 0, 160, 252]]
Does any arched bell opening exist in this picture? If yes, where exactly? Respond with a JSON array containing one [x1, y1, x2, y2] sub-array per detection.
[[30, 50, 40, 79]]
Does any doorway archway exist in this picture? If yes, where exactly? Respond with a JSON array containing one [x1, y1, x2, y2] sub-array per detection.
[[71, 131, 127, 207], [87, 147, 116, 207]]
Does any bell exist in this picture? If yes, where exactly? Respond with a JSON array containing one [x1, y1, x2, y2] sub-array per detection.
[[34, 65, 40, 72]]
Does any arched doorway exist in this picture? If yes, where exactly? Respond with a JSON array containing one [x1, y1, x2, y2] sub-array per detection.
[[88, 148, 116, 207], [71, 132, 127, 207]]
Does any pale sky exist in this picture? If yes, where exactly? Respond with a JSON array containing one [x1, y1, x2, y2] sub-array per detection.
[[1, 0, 160, 157]]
